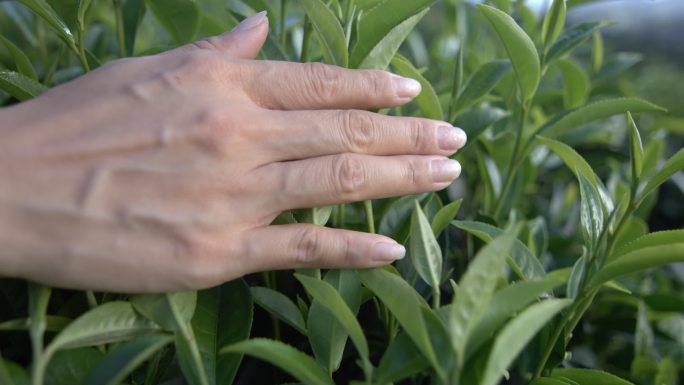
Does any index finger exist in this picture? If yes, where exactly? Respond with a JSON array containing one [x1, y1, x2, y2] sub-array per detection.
[[241, 61, 422, 110]]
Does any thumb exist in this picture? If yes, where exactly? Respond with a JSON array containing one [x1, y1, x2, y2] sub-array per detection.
[[181, 11, 269, 59]]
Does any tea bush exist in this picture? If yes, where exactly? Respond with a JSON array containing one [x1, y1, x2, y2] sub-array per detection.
[[1, 1, 683, 385]]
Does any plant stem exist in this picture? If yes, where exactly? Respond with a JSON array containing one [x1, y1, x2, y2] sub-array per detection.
[[85, 291, 98, 309], [364, 200, 375, 234], [533, 296, 582, 378], [300, 16, 312, 62], [493, 104, 528, 221], [113, 0, 126, 57]]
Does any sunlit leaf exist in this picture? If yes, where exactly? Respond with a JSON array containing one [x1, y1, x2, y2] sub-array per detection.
[[542, 0, 566, 48], [251, 286, 306, 335], [300, 0, 348, 67], [391, 54, 443, 120], [409, 200, 443, 294], [0, 70, 46, 100]]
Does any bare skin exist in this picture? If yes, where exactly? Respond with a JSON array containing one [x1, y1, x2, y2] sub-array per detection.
[[0, 12, 466, 292]]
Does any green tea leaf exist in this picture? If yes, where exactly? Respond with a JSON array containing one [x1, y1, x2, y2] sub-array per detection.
[[350, 0, 434, 68], [0, 315, 70, 332], [357, 268, 437, 371], [375, 332, 429, 385], [478, 4, 540, 102], [612, 230, 684, 262], [130, 292, 197, 331], [454, 104, 509, 147], [0, 356, 27, 385], [251, 286, 306, 335], [17, 0, 76, 45], [638, 148, 684, 205], [122, 0, 146, 56], [300, 0, 348, 67], [47, 302, 159, 352], [635, 301, 654, 358], [592, 30, 604, 73], [193, 279, 253, 385], [556, 58, 589, 109], [391, 54, 443, 120], [0, 70, 46, 100], [294, 274, 370, 369], [409, 200, 443, 293], [551, 368, 635, 385], [627, 112, 644, 183], [83, 335, 172, 385], [545, 21, 609, 64], [450, 231, 517, 366], [358, 8, 430, 70], [530, 378, 575, 385], [578, 169, 605, 252], [145, 0, 200, 45], [221, 339, 335, 385], [432, 199, 463, 236], [465, 276, 565, 360], [455, 60, 511, 114], [566, 248, 588, 299], [452, 220, 546, 280], [542, 0, 566, 48], [535, 98, 665, 139], [481, 299, 572, 385], [0, 35, 37, 80], [45, 348, 104, 385]]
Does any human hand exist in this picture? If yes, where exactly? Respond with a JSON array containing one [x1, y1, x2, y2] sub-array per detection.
[[0, 12, 466, 292]]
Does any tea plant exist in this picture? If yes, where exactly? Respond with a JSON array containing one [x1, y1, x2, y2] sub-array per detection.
[[1, 0, 683, 385]]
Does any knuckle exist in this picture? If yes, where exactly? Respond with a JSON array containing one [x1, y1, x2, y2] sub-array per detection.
[[340, 110, 375, 152], [408, 119, 429, 152], [172, 233, 214, 289], [191, 36, 222, 51], [303, 62, 339, 104], [292, 226, 325, 265], [332, 154, 366, 200], [406, 158, 423, 188], [367, 70, 391, 98], [191, 108, 242, 153]]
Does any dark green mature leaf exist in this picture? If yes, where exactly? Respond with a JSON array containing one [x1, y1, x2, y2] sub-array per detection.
[[145, 0, 200, 45], [551, 368, 635, 384], [481, 299, 572, 385], [454, 104, 509, 147], [308, 269, 362, 373], [375, 332, 429, 385], [17, 0, 76, 45], [47, 301, 158, 351], [193, 279, 253, 385], [294, 274, 370, 370], [130, 292, 196, 331], [350, 0, 433, 67], [391, 54, 443, 120], [221, 339, 335, 385], [465, 276, 565, 360], [0, 315, 70, 332], [0, 357, 28, 385], [0, 35, 36, 80], [300, 0, 348, 67], [612, 230, 684, 262], [578, 169, 604, 252], [530, 379, 573, 385], [453, 221, 546, 280], [432, 199, 463, 236], [450, 231, 518, 367], [635, 301, 654, 359], [542, 0, 566, 47], [638, 148, 684, 204], [556, 59, 589, 109], [478, 4, 540, 102], [45, 348, 104, 385], [0, 70, 46, 100], [566, 248, 588, 299], [251, 286, 306, 334], [545, 21, 609, 64], [358, 8, 429, 70], [627, 112, 644, 182], [409, 200, 443, 293], [83, 335, 172, 385], [123, 0, 146, 56], [534, 98, 665, 139], [357, 268, 438, 372], [455, 60, 511, 113]]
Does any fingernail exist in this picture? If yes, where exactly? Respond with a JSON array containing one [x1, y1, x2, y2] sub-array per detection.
[[392, 75, 421, 99], [438, 126, 468, 150], [372, 242, 406, 262], [232, 11, 268, 32], [431, 159, 461, 183]]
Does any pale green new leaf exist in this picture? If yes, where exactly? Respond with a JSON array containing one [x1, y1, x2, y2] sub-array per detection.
[[84, 335, 173, 385], [481, 299, 573, 385], [455, 60, 511, 114], [638, 148, 684, 205], [612, 230, 684, 261], [350, 0, 434, 68], [452, 220, 546, 280], [300, 0, 348, 67], [294, 274, 369, 367], [47, 302, 159, 352], [450, 231, 517, 366], [251, 286, 306, 335], [0, 35, 37, 80], [391, 54, 443, 120], [431, 199, 463, 236], [145, 0, 200, 44], [221, 339, 335, 385], [409, 200, 443, 292], [551, 368, 635, 385], [557, 59, 589, 109], [542, 0, 566, 47], [0, 70, 46, 100], [358, 8, 429, 70], [478, 4, 540, 102], [545, 21, 609, 64], [627, 112, 644, 182], [593, 31, 604, 73], [578, 169, 605, 252], [566, 248, 588, 299]]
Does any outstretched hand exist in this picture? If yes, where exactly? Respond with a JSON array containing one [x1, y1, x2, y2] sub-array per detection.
[[0, 12, 466, 292]]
